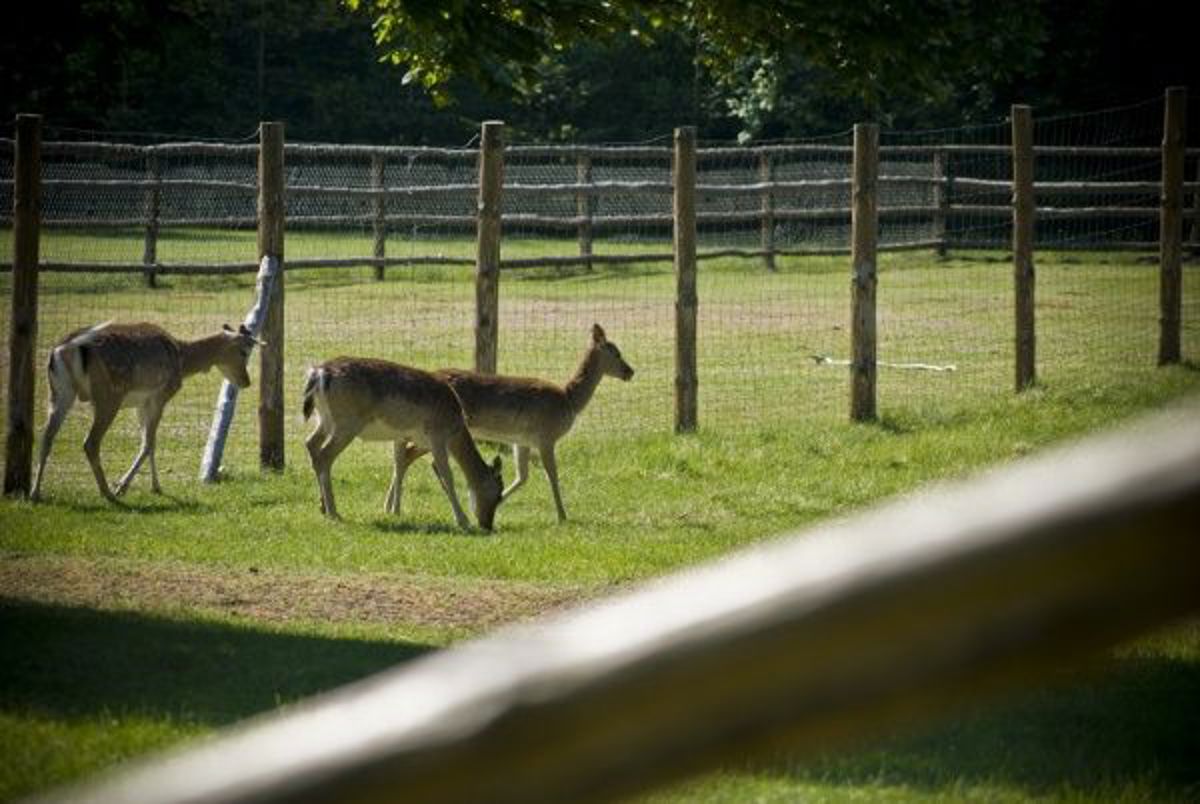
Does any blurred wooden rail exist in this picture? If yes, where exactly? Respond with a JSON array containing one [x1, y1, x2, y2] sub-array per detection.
[[33, 398, 1200, 804]]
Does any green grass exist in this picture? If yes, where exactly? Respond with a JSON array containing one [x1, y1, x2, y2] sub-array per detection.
[[1, 236, 1199, 801]]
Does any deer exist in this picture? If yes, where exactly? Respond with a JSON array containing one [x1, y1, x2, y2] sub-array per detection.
[[301, 357, 504, 530], [387, 323, 634, 523], [31, 321, 261, 503]]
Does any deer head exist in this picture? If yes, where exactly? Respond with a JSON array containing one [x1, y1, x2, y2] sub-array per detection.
[[473, 455, 505, 531], [218, 324, 262, 389], [592, 323, 635, 381]]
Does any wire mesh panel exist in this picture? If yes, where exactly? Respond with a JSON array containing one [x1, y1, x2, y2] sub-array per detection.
[[0, 131, 265, 493], [875, 122, 1014, 413], [285, 142, 480, 268], [1032, 99, 1167, 384], [281, 143, 480, 470], [497, 142, 674, 436], [694, 138, 854, 430], [2, 108, 1197, 501]]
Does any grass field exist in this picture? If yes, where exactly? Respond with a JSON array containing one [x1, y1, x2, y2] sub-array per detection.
[[1, 232, 1199, 801]]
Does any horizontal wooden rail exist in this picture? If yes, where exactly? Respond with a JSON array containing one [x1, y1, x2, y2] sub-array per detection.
[[41, 178, 256, 193], [286, 182, 477, 198], [13, 178, 1199, 206], [4, 139, 1196, 161], [950, 239, 1162, 252], [13, 200, 1197, 235], [948, 204, 1163, 219], [34, 399, 1200, 804], [6, 234, 1181, 276]]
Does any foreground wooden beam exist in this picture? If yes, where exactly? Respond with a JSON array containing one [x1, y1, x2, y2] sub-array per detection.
[[39, 399, 1200, 804]]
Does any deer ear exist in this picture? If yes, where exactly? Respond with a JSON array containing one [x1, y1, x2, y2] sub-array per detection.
[[238, 324, 250, 335], [592, 323, 606, 344], [223, 324, 235, 333]]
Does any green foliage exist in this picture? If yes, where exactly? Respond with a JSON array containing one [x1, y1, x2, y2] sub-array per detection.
[[346, 0, 1046, 116], [3, 0, 1194, 142]]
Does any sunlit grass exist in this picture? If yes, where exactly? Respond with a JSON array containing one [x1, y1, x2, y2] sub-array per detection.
[[1, 233, 1198, 801]]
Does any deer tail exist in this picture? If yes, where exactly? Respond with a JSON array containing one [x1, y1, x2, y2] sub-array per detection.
[[301, 366, 325, 421]]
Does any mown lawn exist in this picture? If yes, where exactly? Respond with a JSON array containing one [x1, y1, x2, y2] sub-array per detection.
[[1, 239, 1198, 801]]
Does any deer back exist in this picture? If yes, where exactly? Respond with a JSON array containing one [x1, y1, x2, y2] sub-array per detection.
[[58, 323, 182, 403], [438, 369, 576, 444], [316, 358, 468, 441]]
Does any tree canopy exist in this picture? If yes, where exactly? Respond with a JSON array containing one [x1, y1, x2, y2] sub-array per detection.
[[1, 1, 1194, 144], [345, 1, 1045, 115]]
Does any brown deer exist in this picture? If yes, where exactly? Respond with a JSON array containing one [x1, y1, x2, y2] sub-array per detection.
[[387, 323, 634, 523], [301, 357, 504, 530], [31, 321, 260, 503]]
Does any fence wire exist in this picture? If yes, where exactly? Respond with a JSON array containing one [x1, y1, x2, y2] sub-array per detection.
[[0, 130, 265, 490], [1032, 98, 1171, 381], [498, 141, 672, 437], [694, 136, 853, 429], [878, 121, 1014, 412], [2, 100, 1197, 498]]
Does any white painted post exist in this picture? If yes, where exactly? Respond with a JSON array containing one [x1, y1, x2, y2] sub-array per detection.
[[199, 255, 281, 482]]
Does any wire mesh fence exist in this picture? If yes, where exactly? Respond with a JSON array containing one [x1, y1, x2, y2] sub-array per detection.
[[1032, 98, 1170, 384], [877, 121, 1016, 411], [2, 97, 1197, 497]]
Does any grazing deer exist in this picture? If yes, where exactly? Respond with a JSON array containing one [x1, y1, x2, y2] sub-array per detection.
[[31, 321, 260, 503], [388, 323, 634, 523], [301, 357, 504, 530]]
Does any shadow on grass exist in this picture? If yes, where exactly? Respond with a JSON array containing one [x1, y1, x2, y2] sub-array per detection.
[[748, 657, 1200, 796], [0, 600, 432, 727], [32, 493, 210, 516], [367, 517, 467, 536]]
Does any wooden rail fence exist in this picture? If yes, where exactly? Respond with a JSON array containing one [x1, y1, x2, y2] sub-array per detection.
[[2, 89, 1194, 489]]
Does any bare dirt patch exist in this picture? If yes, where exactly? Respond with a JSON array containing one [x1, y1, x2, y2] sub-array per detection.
[[0, 554, 599, 634]]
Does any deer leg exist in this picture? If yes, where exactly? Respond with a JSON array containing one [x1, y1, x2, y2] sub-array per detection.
[[115, 401, 162, 496], [501, 444, 530, 501], [430, 439, 470, 529], [31, 382, 76, 502], [386, 442, 427, 515], [311, 429, 356, 521], [539, 442, 568, 523], [83, 399, 121, 503], [305, 425, 331, 515]]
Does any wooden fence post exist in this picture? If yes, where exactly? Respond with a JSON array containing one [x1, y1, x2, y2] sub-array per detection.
[[1158, 87, 1186, 366], [760, 151, 776, 271], [475, 121, 504, 375], [577, 153, 594, 272], [932, 149, 949, 258], [674, 126, 699, 433], [850, 123, 879, 422], [142, 149, 161, 288], [371, 153, 387, 280], [1012, 105, 1037, 391], [257, 121, 285, 471], [4, 114, 41, 497]]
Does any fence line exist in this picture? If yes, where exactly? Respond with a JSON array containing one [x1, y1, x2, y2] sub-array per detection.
[[2, 90, 1195, 489], [31, 398, 1200, 804], [3, 137, 1197, 275]]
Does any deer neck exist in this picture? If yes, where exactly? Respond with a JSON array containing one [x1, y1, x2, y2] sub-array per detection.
[[178, 333, 229, 378], [564, 350, 604, 415], [448, 427, 489, 490]]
